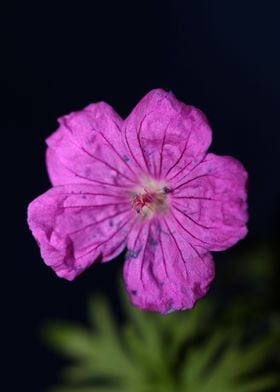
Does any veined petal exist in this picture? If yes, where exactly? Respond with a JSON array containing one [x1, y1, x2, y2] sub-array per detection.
[[28, 184, 134, 280], [46, 102, 137, 188], [123, 218, 214, 314], [123, 89, 212, 180], [170, 153, 248, 250]]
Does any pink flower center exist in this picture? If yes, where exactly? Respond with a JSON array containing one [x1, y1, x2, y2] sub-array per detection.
[[131, 179, 171, 218]]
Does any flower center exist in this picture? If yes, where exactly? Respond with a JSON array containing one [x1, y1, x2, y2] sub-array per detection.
[[131, 178, 171, 218]]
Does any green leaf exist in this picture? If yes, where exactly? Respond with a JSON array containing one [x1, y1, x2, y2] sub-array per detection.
[[44, 279, 280, 392], [43, 323, 97, 359], [233, 374, 280, 392], [180, 330, 231, 388]]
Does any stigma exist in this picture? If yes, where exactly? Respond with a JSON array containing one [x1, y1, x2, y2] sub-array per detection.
[[131, 178, 171, 218]]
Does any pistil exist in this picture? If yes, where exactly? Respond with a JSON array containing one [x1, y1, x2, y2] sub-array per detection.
[[131, 180, 171, 218]]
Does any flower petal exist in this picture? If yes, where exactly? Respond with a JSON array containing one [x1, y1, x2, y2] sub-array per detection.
[[28, 184, 133, 280], [123, 89, 212, 180], [46, 102, 137, 188], [123, 218, 214, 314], [170, 153, 248, 250]]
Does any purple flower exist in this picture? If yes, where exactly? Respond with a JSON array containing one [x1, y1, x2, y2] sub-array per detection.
[[28, 89, 248, 313]]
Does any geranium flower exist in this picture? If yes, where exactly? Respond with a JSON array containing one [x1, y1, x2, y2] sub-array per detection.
[[28, 89, 248, 314]]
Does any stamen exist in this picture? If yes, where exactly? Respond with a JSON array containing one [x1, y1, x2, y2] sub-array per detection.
[[131, 180, 170, 218]]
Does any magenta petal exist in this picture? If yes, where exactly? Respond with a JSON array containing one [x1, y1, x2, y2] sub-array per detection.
[[170, 153, 248, 250], [28, 184, 133, 280], [123, 89, 212, 179], [46, 102, 136, 188], [123, 219, 215, 314]]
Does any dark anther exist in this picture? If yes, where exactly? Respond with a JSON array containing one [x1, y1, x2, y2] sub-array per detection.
[[163, 186, 171, 194]]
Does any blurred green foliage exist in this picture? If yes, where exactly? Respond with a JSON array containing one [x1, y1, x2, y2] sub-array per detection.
[[43, 244, 280, 392]]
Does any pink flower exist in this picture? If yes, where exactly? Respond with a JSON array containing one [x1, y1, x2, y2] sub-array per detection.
[[28, 89, 248, 314]]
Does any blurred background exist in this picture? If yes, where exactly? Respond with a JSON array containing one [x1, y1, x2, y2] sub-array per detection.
[[1, 1, 280, 391]]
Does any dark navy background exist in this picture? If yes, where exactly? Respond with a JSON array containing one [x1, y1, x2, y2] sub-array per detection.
[[2, 1, 280, 390]]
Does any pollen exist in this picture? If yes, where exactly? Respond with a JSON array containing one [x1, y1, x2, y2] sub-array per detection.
[[131, 178, 171, 218]]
